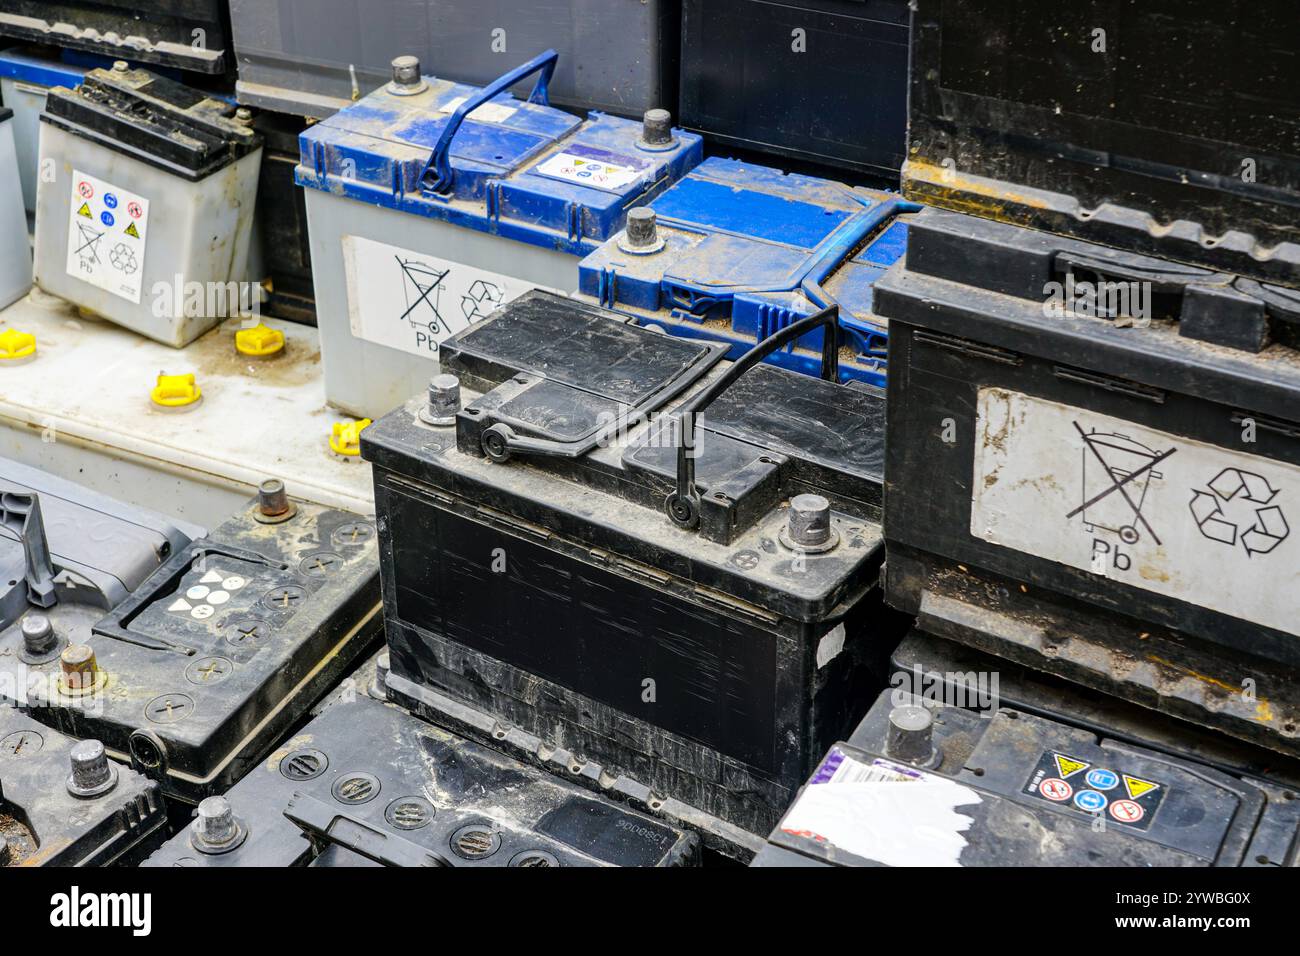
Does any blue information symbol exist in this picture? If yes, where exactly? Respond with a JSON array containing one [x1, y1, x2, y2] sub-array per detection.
[[1074, 789, 1108, 812], [100, 211, 115, 227], [1086, 768, 1119, 791], [104, 193, 118, 209]]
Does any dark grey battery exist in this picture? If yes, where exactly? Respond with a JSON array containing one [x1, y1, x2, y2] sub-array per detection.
[[362, 290, 902, 857], [904, 1, 1300, 288], [679, 0, 909, 177], [1, 455, 200, 663], [142, 691, 699, 867], [1, 709, 167, 867], [228, 0, 679, 118], [891, 630, 1300, 790], [252, 110, 314, 324], [0, 481, 382, 803], [0, 2, 232, 74], [873, 206, 1300, 758], [752, 683, 1300, 867]]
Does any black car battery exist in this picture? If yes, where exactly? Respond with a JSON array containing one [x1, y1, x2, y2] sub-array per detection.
[[873, 206, 1300, 758], [0, 479, 382, 803], [0, 2, 233, 74], [362, 289, 904, 855], [679, 0, 910, 177], [904, 0, 1300, 289], [1, 709, 167, 866], [752, 674, 1300, 867], [251, 110, 315, 325], [142, 691, 699, 867]]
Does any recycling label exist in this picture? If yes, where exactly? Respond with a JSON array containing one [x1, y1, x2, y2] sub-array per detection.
[[533, 144, 650, 192], [970, 388, 1299, 637], [1023, 751, 1166, 831], [342, 236, 558, 358], [65, 170, 149, 303]]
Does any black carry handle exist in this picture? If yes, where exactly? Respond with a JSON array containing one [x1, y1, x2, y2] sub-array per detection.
[[665, 305, 842, 529], [284, 792, 453, 868]]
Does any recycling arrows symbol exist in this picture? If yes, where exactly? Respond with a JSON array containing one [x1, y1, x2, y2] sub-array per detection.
[[460, 279, 504, 323], [1189, 467, 1290, 557]]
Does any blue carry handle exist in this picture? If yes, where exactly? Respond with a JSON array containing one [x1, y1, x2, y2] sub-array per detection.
[[419, 49, 559, 196]]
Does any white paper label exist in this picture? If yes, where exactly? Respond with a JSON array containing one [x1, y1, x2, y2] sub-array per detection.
[[971, 387, 1299, 636], [439, 96, 517, 124], [342, 236, 554, 358], [780, 748, 981, 867], [65, 169, 149, 303]]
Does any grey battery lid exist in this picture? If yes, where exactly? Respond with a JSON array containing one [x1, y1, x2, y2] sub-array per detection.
[[40, 66, 262, 181], [0, 458, 203, 625]]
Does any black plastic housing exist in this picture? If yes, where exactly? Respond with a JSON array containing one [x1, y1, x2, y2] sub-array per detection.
[[0, 494, 382, 802], [753, 637, 1300, 867], [143, 683, 699, 868], [362, 291, 905, 855], [679, 0, 909, 176], [0, 1, 232, 74], [905, 0, 1300, 288], [874, 206, 1300, 758]]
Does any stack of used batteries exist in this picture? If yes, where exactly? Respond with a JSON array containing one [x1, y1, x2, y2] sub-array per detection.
[[755, 0, 1300, 867], [2, 0, 1298, 874]]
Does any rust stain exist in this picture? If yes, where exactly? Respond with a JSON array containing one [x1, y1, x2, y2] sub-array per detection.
[[1146, 654, 1273, 723]]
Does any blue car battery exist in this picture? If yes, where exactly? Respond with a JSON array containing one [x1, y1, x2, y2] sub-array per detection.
[[577, 158, 919, 387], [0, 46, 92, 218], [295, 49, 702, 419]]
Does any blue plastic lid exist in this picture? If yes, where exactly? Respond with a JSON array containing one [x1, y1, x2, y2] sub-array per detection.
[[0, 46, 93, 89], [296, 50, 702, 256], [576, 156, 921, 386]]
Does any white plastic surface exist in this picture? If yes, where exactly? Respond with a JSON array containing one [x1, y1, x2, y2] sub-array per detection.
[[0, 75, 46, 216], [0, 289, 373, 527], [304, 188, 576, 419], [32, 122, 261, 347], [0, 117, 32, 309]]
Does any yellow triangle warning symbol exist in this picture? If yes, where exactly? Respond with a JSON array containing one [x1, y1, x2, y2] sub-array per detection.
[[124, 221, 140, 239], [77, 202, 92, 219], [1124, 775, 1160, 799], [1054, 754, 1089, 778]]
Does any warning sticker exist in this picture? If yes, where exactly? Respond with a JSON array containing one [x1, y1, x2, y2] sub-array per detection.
[[1053, 754, 1089, 779], [342, 236, 560, 359], [64, 169, 149, 304], [533, 144, 650, 192], [1023, 751, 1165, 830], [970, 388, 1300, 637]]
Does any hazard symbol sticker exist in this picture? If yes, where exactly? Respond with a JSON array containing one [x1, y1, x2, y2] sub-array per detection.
[[64, 169, 149, 304], [1023, 751, 1165, 831]]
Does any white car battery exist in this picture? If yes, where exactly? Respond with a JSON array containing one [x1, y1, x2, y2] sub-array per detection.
[[32, 63, 262, 347], [295, 50, 702, 419], [0, 105, 31, 309]]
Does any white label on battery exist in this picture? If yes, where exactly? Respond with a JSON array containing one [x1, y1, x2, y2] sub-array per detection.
[[64, 169, 149, 304], [342, 235, 557, 358], [534, 147, 647, 192], [971, 387, 1300, 637], [783, 750, 980, 866], [439, 96, 517, 124]]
